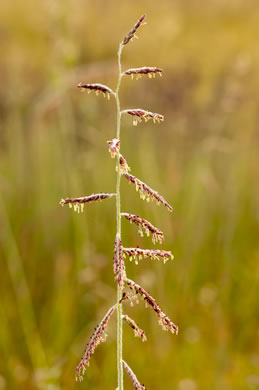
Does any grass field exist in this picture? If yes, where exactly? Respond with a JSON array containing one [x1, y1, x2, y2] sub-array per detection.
[[0, 1, 259, 389]]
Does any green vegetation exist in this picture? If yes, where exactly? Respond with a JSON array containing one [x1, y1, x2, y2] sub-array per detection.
[[0, 1, 259, 389]]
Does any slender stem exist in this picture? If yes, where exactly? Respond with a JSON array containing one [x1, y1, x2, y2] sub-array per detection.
[[116, 42, 123, 390]]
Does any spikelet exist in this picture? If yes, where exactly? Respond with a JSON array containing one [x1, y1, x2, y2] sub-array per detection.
[[123, 67, 163, 80], [121, 109, 164, 126], [119, 292, 130, 304], [123, 315, 147, 342], [107, 141, 130, 174], [123, 247, 173, 265], [126, 278, 178, 335], [77, 83, 115, 100], [118, 154, 131, 175], [60, 193, 116, 213], [122, 361, 146, 390], [76, 305, 116, 381], [113, 234, 126, 289], [123, 173, 173, 212], [121, 213, 164, 244], [122, 14, 146, 46], [107, 139, 120, 158]]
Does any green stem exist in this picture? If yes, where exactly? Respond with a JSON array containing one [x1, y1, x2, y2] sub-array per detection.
[[116, 43, 123, 390]]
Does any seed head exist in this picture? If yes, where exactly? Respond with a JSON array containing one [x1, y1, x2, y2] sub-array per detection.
[[126, 279, 178, 335], [123, 247, 173, 265], [123, 173, 173, 212], [123, 67, 163, 80], [122, 14, 147, 46], [76, 305, 116, 381], [121, 213, 164, 244], [121, 109, 164, 126], [77, 83, 114, 100], [123, 315, 147, 342], [113, 234, 126, 290], [122, 360, 146, 390], [60, 193, 116, 213]]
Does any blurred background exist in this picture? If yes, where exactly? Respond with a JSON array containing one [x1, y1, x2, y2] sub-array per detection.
[[0, 0, 259, 389]]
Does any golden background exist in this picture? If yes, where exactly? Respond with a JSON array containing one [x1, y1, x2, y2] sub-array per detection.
[[0, 0, 259, 389]]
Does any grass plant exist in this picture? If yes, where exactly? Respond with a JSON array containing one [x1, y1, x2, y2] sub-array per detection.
[[60, 14, 178, 389]]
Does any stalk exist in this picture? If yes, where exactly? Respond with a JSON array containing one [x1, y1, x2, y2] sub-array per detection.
[[115, 43, 123, 390]]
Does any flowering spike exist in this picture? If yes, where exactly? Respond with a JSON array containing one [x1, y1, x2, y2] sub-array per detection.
[[113, 234, 126, 289], [107, 139, 120, 158], [121, 109, 164, 126], [123, 315, 147, 342], [76, 305, 116, 381], [122, 361, 147, 390], [77, 83, 115, 99], [121, 213, 164, 244], [123, 173, 173, 212], [123, 67, 163, 79], [122, 14, 146, 46], [123, 248, 173, 264], [63, 15, 177, 387], [60, 193, 116, 212], [126, 279, 178, 335]]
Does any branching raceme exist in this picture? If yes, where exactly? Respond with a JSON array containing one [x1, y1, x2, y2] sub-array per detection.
[[60, 14, 178, 389]]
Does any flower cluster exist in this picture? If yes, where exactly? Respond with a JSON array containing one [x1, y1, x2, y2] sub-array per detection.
[[123, 247, 173, 264], [113, 234, 126, 289], [123, 173, 173, 212], [122, 361, 146, 390], [60, 193, 116, 213], [123, 314, 147, 342], [107, 138, 120, 158], [76, 305, 116, 381], [123, 66, 163, 80], [126, 279, 178, 335], [122, 14, 146, 46], [121, 212, 164, 244], [121, 109, 164, 126], [77, 83, 114, 100]]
